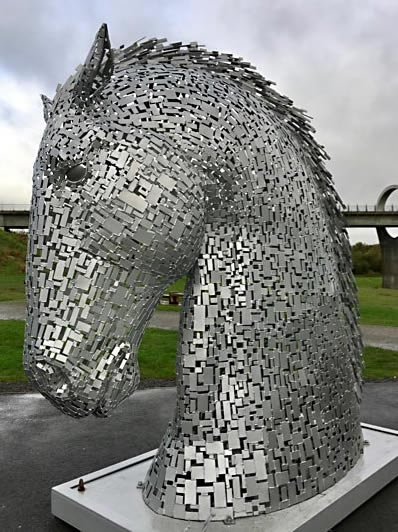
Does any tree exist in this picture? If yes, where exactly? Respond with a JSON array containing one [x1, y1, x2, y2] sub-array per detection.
[[351, 243, 381, 275]]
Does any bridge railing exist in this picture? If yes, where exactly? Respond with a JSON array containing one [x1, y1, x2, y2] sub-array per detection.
[[341, 204, 398, 212], [1, 203, 398, 213]]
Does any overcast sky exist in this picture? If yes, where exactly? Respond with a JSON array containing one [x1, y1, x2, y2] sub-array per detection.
[[1, 0, 397, 243]]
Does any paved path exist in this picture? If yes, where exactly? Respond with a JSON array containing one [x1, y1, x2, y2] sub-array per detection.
[[0, 384, 397, 531], [361, 325, 398, 351], [0, 300, 25, 320], [1, 300, 397, 349], [0, 300, 179, 328]]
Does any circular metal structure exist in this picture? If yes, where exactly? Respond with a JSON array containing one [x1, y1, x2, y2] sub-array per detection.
[[376, 184, 398, 240], [376, 185, 398, 288], [376, 184, 398, 211]]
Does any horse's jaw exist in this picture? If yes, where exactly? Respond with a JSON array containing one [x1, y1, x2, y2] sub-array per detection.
[[24, 323, 143, 418], [23, 263, 167, 418]]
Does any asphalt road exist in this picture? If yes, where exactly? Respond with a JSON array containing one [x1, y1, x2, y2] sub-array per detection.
[[0, 383, 397, 532]]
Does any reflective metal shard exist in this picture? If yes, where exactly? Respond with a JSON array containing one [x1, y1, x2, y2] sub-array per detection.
[[24, 23, 363, 522]]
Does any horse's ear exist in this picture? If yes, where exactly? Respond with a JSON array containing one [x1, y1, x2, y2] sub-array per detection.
[[41, 94, 53, 122], [73, 23, 114, 107]]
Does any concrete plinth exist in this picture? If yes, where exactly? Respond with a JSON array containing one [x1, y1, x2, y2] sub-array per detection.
[[51, 423, 398, 532]]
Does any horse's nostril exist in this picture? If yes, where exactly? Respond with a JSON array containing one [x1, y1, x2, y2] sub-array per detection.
[[35, 362, 70, 394]]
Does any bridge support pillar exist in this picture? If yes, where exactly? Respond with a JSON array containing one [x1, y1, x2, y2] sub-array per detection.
[[376, 185, 398, 289]]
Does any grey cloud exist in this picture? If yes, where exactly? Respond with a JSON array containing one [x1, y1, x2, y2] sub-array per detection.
[[1, 0, 397, 242], [0, 0, 175, 90]]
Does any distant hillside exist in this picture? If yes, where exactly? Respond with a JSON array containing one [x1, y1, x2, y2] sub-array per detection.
[[0, 231, 27, 274]]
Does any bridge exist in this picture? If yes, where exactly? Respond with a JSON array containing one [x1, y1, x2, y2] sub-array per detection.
[[1, 203, 398, 230], [1, 185, 398, 288], [0, 204, 30, 230], [342, 204, 398, 227]]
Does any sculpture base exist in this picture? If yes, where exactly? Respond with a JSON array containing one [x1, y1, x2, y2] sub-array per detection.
[[52, 424, 398, 532]]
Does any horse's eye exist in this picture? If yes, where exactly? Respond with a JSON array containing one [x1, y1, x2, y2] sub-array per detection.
[[65, 164, 88, 184]]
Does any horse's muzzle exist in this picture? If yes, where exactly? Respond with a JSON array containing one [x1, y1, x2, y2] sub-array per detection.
[[28, 359, 108, 418]]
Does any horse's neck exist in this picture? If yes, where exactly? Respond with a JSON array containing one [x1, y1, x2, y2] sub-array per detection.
[[176, 145, 337, 397], [180, 214, 285, 344], [173, 89, 338, 402]]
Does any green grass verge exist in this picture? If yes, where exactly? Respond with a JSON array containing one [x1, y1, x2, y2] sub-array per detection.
[[138, 328, 177, 378], [166, 276, 186, 293], [356, 276, 398, 327], [0, 320, 26, 381], [362, 345, 398, 379], [0, 273, 25, 301], [1, 320, 397, 381], [157, 304, 182, 312], [0, 230, 27, 275]]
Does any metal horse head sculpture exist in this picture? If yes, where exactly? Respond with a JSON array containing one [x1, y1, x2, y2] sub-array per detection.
[[24, 24, 363, 522]]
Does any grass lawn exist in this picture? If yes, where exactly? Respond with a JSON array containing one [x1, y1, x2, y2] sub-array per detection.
[[166, 276, 186, 293], [0, 274, 25, 301], [157, 304, 183, 312], [363, 345, 398, 379], [356, 276, 398, 327], [0, 320, 26, 381], [138, 328, 177, 378], [1, 320, 397, 381]]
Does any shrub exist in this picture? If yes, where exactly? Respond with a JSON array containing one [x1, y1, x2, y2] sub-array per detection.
[[352, 243, 381, 275]]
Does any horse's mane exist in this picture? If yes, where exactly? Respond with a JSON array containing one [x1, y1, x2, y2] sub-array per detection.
[[112, 38, 358, 329], [113, 38, 342, 208]]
